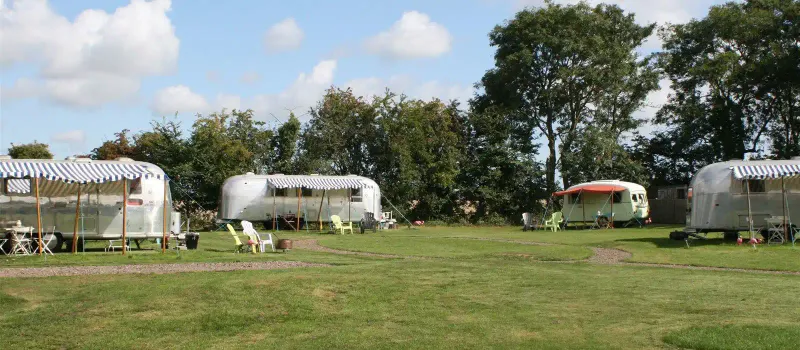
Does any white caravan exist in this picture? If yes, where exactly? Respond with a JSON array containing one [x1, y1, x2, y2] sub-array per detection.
[[684, 159, 800, 237], [0, 157, 173, 251], [556, 180, 650, 226], [218, 173, 382, 228]]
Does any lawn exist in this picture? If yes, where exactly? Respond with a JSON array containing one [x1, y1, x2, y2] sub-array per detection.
[[2, 225, 800, 349]]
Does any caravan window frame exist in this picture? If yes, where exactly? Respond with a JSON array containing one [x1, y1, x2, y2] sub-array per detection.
[[740, 180, 766, 193], [350, 188, 363, 203]]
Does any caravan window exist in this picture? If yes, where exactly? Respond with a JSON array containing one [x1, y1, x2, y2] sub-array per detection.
[[570, 193, 582, 204], [350, 188, 363, 203], [676, 189, 686, 199], [302, 188, 313, 197], [274, 188, 287, 196], [612, 192, 622, 203], [129, 178, 142, 195], [638, 194, 646, 203], [742, 180, 766, 193], [631, 194, 637, 203]]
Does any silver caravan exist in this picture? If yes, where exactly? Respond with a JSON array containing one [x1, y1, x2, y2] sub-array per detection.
[[0, 157, 173, 250], [218, 173, 381, 227], [685, 159, 800, 235]]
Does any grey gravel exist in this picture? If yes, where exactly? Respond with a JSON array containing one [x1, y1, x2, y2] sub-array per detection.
[[0, 261, 330, 278]]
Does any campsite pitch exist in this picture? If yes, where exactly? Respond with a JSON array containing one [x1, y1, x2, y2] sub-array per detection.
[[1, 226, 799, 349]]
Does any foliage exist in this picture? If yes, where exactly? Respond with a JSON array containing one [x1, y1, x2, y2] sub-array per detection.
[[560, 126, 648, 186], [91, 129, 136, 160], [270, 113, 301, 174], [7, 141, 53, 159], [655, 0, 800, 169], [474, 1, 659, 193]]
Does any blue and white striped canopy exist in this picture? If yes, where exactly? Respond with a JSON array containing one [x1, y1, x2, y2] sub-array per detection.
[[1, 161, 164, 195], [266, 175, 372, 189], [732, 164, 800, 180]]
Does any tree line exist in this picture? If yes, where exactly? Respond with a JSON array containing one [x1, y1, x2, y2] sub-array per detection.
[[7, 1, 799, 226]]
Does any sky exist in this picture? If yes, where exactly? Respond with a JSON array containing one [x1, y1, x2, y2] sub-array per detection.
[[0, 0, 728, 159]]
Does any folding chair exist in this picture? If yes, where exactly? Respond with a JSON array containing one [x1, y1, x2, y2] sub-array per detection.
[[33, 227, 56, 256]]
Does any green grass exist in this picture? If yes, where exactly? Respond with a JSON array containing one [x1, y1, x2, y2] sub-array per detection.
[[3, 226, 800, 348], [318, 235, 592, 260], [2, 258, 799, 349]]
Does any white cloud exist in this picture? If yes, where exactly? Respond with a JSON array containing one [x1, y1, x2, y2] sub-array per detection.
[[365, 11, 453, 59], [151, 85, 211, 115], [240, 71, 262, 84], [0, 0, 179, 107], [51, 130, 86, 146], [248, 60, 337, 118], [215, 94, 242, 111], [344, 75, 474, 103], [263, 17, 304, 53]]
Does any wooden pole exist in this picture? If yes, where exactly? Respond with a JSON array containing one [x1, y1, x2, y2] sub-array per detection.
[[162, 178, 168, 253], [72, 185, 82, 254], [296, 188, 301, 232], [272, 188, 277, 231], [348, 188, 352, 222], [122, 178, 128, 255], [317, 189, 326, 231], [746, 180, 753, 239], [34, 177, 43, 256]]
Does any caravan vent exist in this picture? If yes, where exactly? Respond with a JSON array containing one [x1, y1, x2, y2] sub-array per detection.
[[115, 157, 134, 162], [65, 156, 76, 161], [245, 172, 255, 175], [73, 158, 92, 163], [0, 155, 11, 160], [310, 173, 319, 176]]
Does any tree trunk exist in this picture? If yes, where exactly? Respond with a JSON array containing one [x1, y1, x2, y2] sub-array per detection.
[[546, 136, 557, 196]]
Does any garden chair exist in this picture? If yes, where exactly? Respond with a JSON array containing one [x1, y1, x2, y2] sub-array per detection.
[[543, 212, 563, 232], [226, 224, 248, 253], [242, 220, 274, 252], [32, 226, 56, 256], [331, 215, 353, 234]]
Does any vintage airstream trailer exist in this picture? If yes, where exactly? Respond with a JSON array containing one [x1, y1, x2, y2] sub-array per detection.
[[0, 157, 173, 251], [683, 159, 800, 237], [218, 173, 381, 228], [555, 180, 650, 226]]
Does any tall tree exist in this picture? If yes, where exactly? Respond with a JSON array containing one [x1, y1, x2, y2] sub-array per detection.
[[8, 142, 53, 159], [91, 129, 136, 160], [226, 109, 274, 174], [298, 87, 379, 176], [270, 113, 301, 174], [474, 1, 658, 193], [657, 0, 800, 162]]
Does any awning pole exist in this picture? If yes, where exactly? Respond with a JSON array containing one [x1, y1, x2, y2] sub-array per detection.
[[162, 178, 168, 253], [581, 190, 586, 229], [35, 177, 43, 256], [348, 188, 352, 222], [296, 188, 301, 232], [72, 184, 82, 254], [782, 177, 787, 242], [746, 179, 753, 240], [272, 187, 277, 231], [317, 189, 326, 231], [122, 178, 128, 255]]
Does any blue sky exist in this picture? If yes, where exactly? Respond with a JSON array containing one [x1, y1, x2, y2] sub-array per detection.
[[1, 0, 726, 159]]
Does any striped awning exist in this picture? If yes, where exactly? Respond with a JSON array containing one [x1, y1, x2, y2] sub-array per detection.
[[732, 164, 800, 180], [1, 161, 165, 196], [266, 176, 372, 189]]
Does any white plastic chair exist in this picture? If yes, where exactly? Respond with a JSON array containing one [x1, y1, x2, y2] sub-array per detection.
[[241, 220, 274, 252], [0, 236, 8, 255], [11, 228, 32, 255]]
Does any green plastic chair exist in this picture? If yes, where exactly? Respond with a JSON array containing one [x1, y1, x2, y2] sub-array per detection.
[[330, 215, 353, 234], [543, 212, 563, 232]]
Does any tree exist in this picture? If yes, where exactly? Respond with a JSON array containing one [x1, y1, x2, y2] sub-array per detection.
[[91, 129, 136, 160], [8, 142, 53, 159], [657, 0, 800, 162], [474, 1, 658, 193], [298, 87, 379, 176], [270, 113, 301, 174], [226, 109, 274, 174], [560, 126, 648, 186]]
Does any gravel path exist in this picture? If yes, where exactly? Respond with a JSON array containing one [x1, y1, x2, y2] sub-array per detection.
[[0, 261, 330, 279], [588, 247, 633, 264], [293, 239, 405, 258]]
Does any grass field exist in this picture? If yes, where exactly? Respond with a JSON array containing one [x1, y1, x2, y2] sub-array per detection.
[[2, 225, 799, 349]]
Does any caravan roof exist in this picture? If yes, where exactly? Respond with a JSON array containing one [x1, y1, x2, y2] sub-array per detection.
[[554, 180, 645, 196]]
